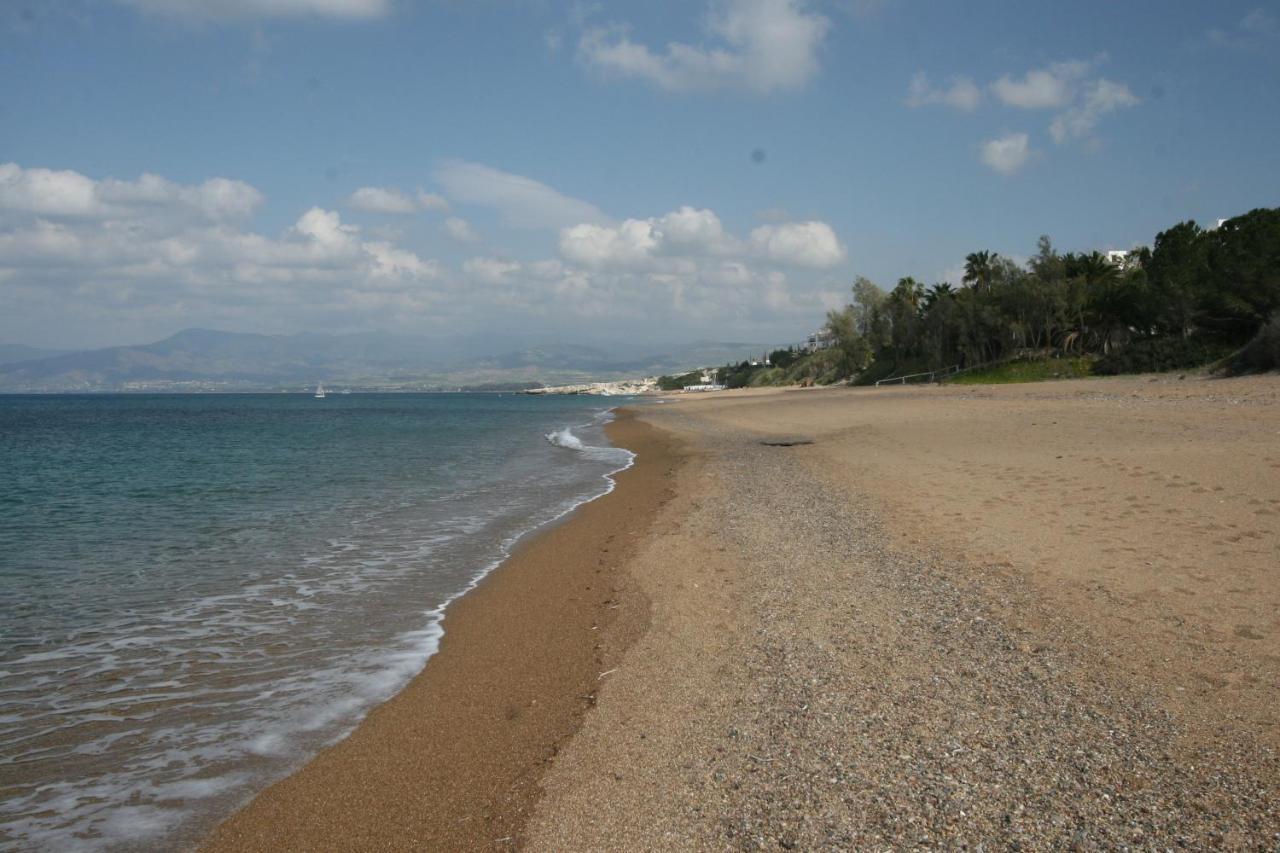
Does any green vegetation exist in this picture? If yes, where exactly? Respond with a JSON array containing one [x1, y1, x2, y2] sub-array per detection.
[[948, 356, 1095, 385], [703, 207, 1278, 390], [1230, 316, 1280, 373], [656, 370, 706, 391]]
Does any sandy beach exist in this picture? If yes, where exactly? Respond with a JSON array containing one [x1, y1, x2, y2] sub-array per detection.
[[207, 375, 1280, 849], [203, 413, 678, 850]]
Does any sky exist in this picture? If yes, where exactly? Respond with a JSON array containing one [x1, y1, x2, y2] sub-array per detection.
[[1, 0, 1278, 351]]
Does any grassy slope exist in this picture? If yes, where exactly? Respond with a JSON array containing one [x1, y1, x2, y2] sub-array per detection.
[[946, 357, 1095, 385]]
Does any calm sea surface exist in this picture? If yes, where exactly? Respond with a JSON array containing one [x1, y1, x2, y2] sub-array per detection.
[[0, 393, 634, 850]]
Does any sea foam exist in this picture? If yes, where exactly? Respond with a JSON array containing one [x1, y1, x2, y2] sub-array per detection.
[[545, 426, 635, 467]]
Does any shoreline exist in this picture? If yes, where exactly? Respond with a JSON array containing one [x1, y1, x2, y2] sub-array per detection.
[[202, 409, 682, 850], [201, 375, 1280, 848]]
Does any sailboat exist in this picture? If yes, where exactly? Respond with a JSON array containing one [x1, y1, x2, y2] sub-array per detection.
[[314, 383, 326, 399]]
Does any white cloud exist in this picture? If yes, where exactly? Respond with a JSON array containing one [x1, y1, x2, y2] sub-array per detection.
[[0, 163, 263, 222], [559, 206, 842, 271], [990, 59, 1093, 109], [115, 0, 390, 21], [656, 206, 734, 252], [346, 186, 417, 215], [577, 0, 830, 94], [982, 57, 1138, 146], [0, 164, 441, 339], [0, 162, 850, 351], [980, 132, 1032, 175], [560, 219, 659, 267], [346, 186, 450, 215], [366, 241, 439, 284], [443, 217, 480, 243], [1049, 79, 1139, 144], [433, 160, 605, 230], [463, 257, 521, 285], [749, 221, 845, 267], [1208, 8, 1279, 49], [905, 71, 981, 111]]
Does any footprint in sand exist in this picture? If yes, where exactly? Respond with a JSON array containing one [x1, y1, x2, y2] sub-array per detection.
[[1234, 625, 1265, 640]]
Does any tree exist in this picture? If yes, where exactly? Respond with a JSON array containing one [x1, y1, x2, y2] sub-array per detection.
[[769, 348, 798, 369], [1146, 220, 1208, 338], [923, 282, 954, 311], [1205, 208, 1280, 340], [850, 276, 889, 349], [824, 306, 872, 379], [963, 250, 999, 293], [886, 277, 926, 361]]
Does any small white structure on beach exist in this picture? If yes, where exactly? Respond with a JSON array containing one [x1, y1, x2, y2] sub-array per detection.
[[683, 383, 727, 392]]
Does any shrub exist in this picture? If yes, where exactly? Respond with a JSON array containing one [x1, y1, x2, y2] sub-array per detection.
[[1093, 337, 1227, 375], [1228, 315, 1280, 373], [656, 370, 705, 391]]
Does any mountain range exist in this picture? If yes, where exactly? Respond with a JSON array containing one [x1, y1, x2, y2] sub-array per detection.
[[0, 329, 769, 392]]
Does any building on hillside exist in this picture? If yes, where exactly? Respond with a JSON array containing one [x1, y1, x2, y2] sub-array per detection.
[[1105, 249, 1140, 271], [806, 329, 836, 352]]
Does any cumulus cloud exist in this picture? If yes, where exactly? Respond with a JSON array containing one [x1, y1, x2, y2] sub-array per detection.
[[983, 58, 1138, 146], [990, 60, 1093, 109], [115, 0, 390, 21], [1049, 79, 1140, 144], [749, 221, 845, 267], [560, 219, 660, 268], [558, 206, 741, 268], [905, 71, 981, 111], [577, 0, 830, 94], [1, 162, 850, 351], [0, 163, 263, 222], [0, 163, 441, 342], [433, 160, 605, 230], [979, 132, 1032, 175], [443, 217, 480, 243], [346, 186, 450, 215], [558, 207, 844, 272]]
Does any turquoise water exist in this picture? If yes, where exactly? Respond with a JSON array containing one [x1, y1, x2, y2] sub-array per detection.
[[0, 393, 634, 850]]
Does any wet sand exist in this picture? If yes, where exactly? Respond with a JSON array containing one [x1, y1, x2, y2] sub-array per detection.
[[203, 412, 681, 851]]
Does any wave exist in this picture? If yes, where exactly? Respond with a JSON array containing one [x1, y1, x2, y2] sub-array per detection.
[[545, 426, 635, 467]]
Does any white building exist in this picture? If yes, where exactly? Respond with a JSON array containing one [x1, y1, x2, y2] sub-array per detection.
[[1105, 249, 1139, 271], [805, 329, 836, 352]]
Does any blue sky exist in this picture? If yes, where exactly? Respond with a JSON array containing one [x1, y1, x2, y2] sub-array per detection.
[[2, 0, 1278, 350]]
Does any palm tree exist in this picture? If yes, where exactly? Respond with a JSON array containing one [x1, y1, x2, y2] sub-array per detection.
[[923, 282, 955, 311], [893, 276, 926, 312], [963, 251, 999, 293]]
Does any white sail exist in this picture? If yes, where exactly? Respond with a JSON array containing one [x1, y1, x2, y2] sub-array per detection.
[[314, 383, 326, 398]]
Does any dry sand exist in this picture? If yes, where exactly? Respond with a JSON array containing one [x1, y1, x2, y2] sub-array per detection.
[[528, 374, 1280, 849], [205, 374, 1280, 850]]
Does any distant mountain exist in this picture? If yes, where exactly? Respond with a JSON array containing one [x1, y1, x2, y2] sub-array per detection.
[[0, 329, 770, 392], [0, 344, 73, 366]]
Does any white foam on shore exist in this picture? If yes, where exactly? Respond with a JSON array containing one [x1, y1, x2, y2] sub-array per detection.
[[545, 425, 636, 467]]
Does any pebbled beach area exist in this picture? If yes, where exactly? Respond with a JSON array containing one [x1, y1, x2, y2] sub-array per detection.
[[207, 375, 1279, 849], [529, 375, 1280, 849]]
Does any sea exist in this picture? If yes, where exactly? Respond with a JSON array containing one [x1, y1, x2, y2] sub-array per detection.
[[0, 392, 636, 850]]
